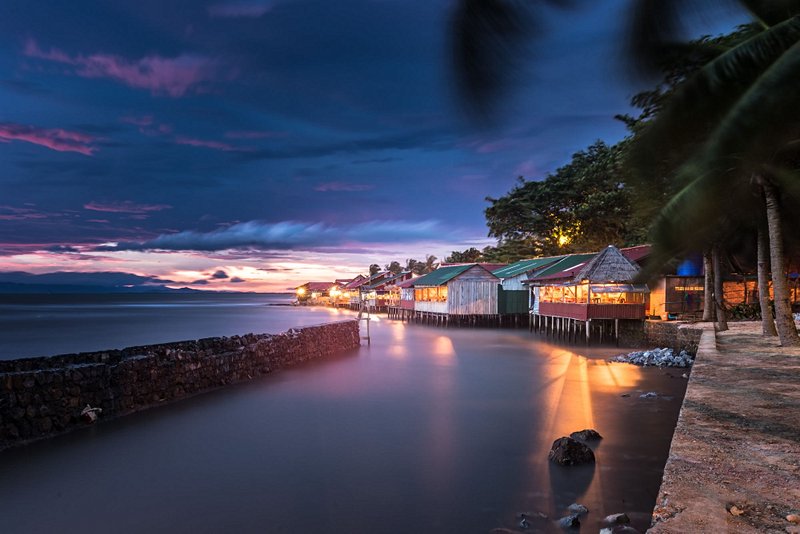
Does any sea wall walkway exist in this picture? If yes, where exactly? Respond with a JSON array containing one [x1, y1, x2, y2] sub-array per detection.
[[649, 322, 800, 533], [0, 320, 360, 451]]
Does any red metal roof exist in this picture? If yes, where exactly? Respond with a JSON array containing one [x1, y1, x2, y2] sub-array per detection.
[[621, 245, 651, 264], [300, 281, 336, 291]]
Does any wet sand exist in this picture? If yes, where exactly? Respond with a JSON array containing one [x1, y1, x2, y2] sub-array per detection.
[[0, 314, 687, 533]]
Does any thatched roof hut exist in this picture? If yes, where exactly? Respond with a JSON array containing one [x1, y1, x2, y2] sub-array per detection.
[[575, 245, 641, 283]]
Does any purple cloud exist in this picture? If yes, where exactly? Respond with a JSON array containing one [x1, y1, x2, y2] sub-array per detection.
[[24, 39, 222, 97], [0, 122, 96, 155], [211, 269, 229, 279], [84, 201, 172, 214], [230, 277, 246, 283]]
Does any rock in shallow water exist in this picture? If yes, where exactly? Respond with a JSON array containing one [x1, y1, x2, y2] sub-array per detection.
[[548, 437, 595, 466], [569, 429, 602, 441], [567, 503, 588, 515], [558, 513, 580, 528], [603, 512, 631, 525]]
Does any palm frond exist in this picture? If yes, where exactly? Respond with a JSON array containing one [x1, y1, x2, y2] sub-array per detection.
[[740, 0, 800, 26], [629, 17, 800, 179]]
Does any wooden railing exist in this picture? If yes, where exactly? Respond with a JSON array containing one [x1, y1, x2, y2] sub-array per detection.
[[538, 302, 645, 320]]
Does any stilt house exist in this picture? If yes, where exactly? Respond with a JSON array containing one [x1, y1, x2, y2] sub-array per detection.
[[492, 256, 564, 314], [412, 264, 499, 319], [532, 245, 648, 321]]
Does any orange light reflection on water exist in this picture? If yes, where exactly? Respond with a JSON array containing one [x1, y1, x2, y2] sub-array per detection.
[[524, 345, 646, 513]]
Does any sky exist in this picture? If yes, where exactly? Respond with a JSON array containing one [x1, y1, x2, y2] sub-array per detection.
[[0, 0, 745, 292]]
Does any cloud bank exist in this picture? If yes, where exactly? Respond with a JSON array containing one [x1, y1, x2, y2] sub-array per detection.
[[101, 219, 447, 252]]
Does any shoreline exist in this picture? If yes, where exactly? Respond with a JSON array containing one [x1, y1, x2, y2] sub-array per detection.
[[649, 321, 800, 533]]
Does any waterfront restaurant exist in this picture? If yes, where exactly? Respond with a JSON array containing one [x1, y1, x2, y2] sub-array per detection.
[[528, 246, 649, 342]]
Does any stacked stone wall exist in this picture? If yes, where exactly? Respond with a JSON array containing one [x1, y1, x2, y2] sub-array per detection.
[[0, 320, 359, 450], [643, 321, 702, 353], [618, 320, 702, 353]]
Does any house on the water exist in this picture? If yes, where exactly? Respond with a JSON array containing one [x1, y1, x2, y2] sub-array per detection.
[[295, 281, 336, 305], [492, 256, 565, 322], [391, 264, 500, 326], [361, 271, 412, 312], [527, 245, 649, 343]]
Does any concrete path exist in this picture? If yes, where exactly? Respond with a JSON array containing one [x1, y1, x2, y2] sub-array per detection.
[[649, 322, 800, 533]]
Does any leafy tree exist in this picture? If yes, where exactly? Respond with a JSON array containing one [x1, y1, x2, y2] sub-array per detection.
[[627, 3, 800, 344], [369, 264, 381, 276], [451, 0, 800, 344], [445, 247, 484, 263], [384, 261, 403, 275], [485, 141, 639, 259], [405, 255, 439, 275]]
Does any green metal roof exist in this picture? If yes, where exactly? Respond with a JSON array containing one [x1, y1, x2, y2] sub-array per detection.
[[492, 256, 564, 279], [410, 264, 476, 287], [528, 253, 596, 281]]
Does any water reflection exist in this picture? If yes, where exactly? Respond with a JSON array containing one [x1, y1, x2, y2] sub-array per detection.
[[0, 319, 687, 534]]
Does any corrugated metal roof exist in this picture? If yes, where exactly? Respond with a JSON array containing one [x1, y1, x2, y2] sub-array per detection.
[[298, 281, 336, 291], [492, 256, 564, 279], [621, 244, 651, 264], [410, 264, 476, 287], [529, 253, 596, 281], [343, 275, 368, 289], [363, 271, 411, 290]]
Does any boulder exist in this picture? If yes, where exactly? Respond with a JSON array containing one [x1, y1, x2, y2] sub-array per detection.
[[603, 513, 631, 525], [557, 514, 580, 529], [567, 503, 589, 515], [569, 429, 602, 441], [548, 437, 595, 466]]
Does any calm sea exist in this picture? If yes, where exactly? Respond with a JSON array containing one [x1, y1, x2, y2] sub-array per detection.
[[0, 293, 686, 533], [0, 293, 349, 359]]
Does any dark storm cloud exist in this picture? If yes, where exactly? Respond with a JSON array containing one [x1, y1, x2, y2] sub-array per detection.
[[211, 269, 229, 279], [230, 276, 245, 283]]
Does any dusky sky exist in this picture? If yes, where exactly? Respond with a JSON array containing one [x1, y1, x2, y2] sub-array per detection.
[[0, 0, 745, 291]]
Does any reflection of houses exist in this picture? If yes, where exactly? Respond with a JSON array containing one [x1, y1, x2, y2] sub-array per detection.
[[390, 264, 500, 326], [528, 246, 649, 343]]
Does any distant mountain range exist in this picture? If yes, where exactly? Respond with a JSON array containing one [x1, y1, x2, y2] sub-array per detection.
[[0, 271, 200, 294]]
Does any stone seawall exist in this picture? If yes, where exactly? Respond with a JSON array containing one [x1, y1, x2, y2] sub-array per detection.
[[0, 320, 360, 450], [620, 320, 703, 353]]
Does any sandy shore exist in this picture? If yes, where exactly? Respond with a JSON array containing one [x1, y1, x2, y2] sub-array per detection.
[[649, 321, 800, 533]]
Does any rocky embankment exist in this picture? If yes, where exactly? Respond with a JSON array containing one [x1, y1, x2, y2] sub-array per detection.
[[610, 347, 694, 368]]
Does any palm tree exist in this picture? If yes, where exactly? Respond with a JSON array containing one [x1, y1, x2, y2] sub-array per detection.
[[627, 2, 800, 344], [451, 0, 800, 345]]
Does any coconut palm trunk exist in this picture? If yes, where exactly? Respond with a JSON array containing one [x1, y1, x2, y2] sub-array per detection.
[[757, 221, 777, 336], [761, 180, 800, 345], [712, 245, 728, 331], [702, 248, 715, 321]]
